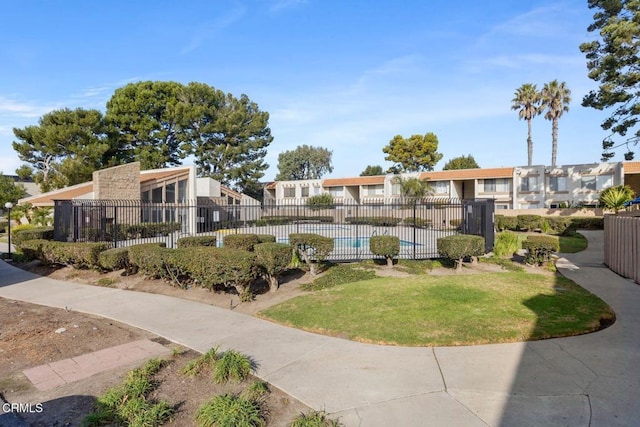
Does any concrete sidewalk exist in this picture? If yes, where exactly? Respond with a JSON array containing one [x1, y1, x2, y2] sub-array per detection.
[[0, 231, 638, 426]]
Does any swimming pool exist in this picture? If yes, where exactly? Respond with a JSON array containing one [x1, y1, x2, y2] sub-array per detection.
[[277, 237, 420, 248]]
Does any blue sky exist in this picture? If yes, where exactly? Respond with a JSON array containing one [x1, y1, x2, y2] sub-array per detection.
[[0, 0, 620, 181]]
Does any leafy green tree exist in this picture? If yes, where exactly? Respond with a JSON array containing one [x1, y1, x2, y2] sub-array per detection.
[[360, 165, 384, 176], [511, 83, 542, 166], [106, 81, 186, 169], [443, 155, 480, 170], [392, 175, 432, 205], [0, 174, 27, 207], [383, 133, 443, 172], [15, 165, 34, 181], [306, 193, 334, 210], [581, 0, 640, 161], [599, 184, 635, 213], [12, 108, 120, 192], [181, 82, 272, 196], [541, 80, 571, 167], [275, 145, 333, 180]]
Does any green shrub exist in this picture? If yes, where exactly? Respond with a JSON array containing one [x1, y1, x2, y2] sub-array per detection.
[[242, 381, 270, 404], [402, 217, 432, 228], [437, 234, 485, 271], [123, 222, 181, 238], [345, 216, 401, 226], [449, 219, 463, 228], [13, 227, 54, 247], [256, 234, 276, 243], [18, 239, 48, 261], [543, 217, 573, 235], [494, 215, 518, 231], [289, 233, 334, 275], [177, 235, 218, 248], [180, 347, 219, 377], [195, 394, 265, 427], [369, 235, 400, 267], [570, 216, 604, 230], [254, 242, 291, 291], [254, 216, 334, 226], [40, 241, 109, 269], [10, 223, 34, 237], [493, 231, 519, 257], [306, 193, 335, 210], [303, 264, 376, 291], [98, 247, 130, 272], [522, 235, 560, 265], [214, 350, 253, 384], [127, 243, 167, 277], [187, 247, 258, 295], [224, 234, 260, 251], [289, 410, 343, 427], [517, 215, 542, 231]]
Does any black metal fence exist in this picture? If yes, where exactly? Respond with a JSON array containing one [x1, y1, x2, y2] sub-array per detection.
[[54, 198, 494, 261]]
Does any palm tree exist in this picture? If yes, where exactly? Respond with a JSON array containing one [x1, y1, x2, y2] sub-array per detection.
[[392, 175, 433, 206], [511, 83, 541, 166], [541, 80, 571, 167], [599, 185, 635, 213]]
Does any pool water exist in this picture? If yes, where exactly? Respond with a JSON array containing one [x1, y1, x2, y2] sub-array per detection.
[[277, 237, 418, 248]]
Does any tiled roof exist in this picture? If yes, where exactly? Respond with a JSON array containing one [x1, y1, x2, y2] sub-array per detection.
[[322, 176, 386, 187], [624, 161, 640, 174], [264, 182, 276, 190], [419, 167, 514, 181], [19, 182, 94, 206]]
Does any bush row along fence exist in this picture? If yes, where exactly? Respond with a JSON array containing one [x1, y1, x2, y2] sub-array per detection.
[[604, 214, 640, 284], [53, 198, 495, 261]]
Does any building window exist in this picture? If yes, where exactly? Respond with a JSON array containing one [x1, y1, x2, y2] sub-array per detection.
[[141, 191, 150, 202], [328, 187, 344, 197], [520, 176, 538, 192], [433, 181, 450, 194], [549, 176, 567, 192], [581, 175, 612, 191], [151, 187, 163, 203], [301, 186, 309, 197], [391, 183, 401, 196], [283, 187, 295, 198], [165, 183, 175, 203], [178, 180, 187, 202], [364, 184, 384, 196], [313, 186, 321, 195], [483, 179, 510, 192]]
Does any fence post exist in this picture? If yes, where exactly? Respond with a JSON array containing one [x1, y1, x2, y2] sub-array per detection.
[[413, 202, 417, 260], [113, 206, 118, 248]]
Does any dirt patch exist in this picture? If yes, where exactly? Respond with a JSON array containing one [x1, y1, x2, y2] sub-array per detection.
[[0, 298, 310, 426]]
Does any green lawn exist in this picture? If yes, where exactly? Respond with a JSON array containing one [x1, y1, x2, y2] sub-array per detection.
[[259, 272, 613, 346]]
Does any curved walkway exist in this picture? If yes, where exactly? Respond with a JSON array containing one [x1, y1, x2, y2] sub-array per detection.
[[0, 231, 638, 426]]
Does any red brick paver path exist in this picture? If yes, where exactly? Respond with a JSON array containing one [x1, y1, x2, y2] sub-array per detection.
[[23, 339, 170, 391]]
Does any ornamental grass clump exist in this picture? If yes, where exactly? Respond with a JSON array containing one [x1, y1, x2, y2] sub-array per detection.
[[369, 235, 400, 267], [493, 231, 519, 258], [437, 234, 485, 271]]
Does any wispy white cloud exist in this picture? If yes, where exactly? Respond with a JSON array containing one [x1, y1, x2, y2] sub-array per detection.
[[487, 4, 578, 39], [268, 0, 308, 13], [180, 5, 247, 55], [0, 96, 59, 118], [467, 53, 584, 72]]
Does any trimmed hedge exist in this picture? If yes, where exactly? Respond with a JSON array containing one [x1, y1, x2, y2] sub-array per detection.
[[345, 216, 401, 226], [289, 233, 334, 275], [13, 227, 54, 247], [522, 235, 559, 265], [18, 239, 48, 261], [570, 216, 604, 230], [517, 215, 542, 231], [256, 234, 276, 243], [186, 247, 257, 295], [402, 217, 432, 228], [98, 247, 130, 272], [38, 241, 109, 269], [437, 234, 485, 271], [495, 215, 518, 232], [128, 243, 168, 277], [543, 217, 573, 235], [255, 242, 292, 291], [177, 235, 217, 248], [370, 235, 400, 267], [223, 234, 260, 251]]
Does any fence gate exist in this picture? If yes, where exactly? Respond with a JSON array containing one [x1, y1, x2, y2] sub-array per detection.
[[462, 199, 495, 253]]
